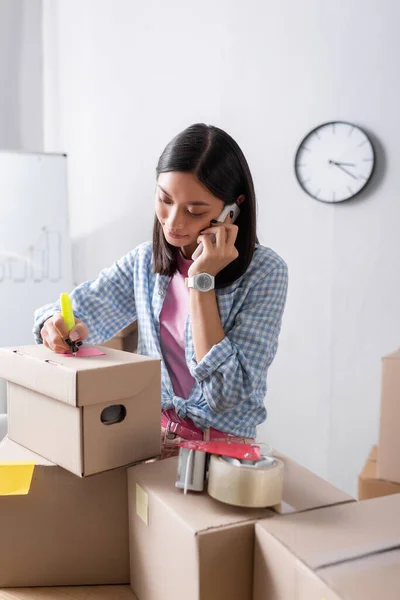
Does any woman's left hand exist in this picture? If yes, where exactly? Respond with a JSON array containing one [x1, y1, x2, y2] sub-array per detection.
[[187, 218, 239, 278]]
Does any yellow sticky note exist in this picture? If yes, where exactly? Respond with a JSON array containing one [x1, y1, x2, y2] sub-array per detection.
[[0, 462, 35, 495], [136, 483, 149, 526]]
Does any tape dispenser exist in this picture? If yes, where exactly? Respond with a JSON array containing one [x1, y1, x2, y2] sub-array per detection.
[[175, 440, 284, 508]]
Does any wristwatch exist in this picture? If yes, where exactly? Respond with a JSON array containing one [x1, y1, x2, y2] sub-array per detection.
[[185, 272, 215, 292]]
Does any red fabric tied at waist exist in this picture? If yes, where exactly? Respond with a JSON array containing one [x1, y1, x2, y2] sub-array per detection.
[[161, 409, 235, 441]]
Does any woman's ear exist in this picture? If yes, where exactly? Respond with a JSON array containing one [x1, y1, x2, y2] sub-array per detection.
[[236, 194, 245, 205]]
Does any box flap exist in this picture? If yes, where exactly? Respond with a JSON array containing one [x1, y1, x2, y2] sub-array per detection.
[[359, 446, 379, 481], [369, 445, 378, 461], [317, 547, 400, 600], [0, 345, 161, 407], [273, 451, 353, 514], [256, 494, 400, 571], [115, 322, 138, 338], [382, 349, 400, 360], [0, 435, 54, 466]]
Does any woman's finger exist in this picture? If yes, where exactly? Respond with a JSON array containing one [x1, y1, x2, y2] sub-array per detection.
[[213, 224, 228, 250], [198, 232, 214, 250], [52, 313, 69, 341], [226, 224, 239, 249]]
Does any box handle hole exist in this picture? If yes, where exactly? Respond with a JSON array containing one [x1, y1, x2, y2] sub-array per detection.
[[100, 404, 127, 425]]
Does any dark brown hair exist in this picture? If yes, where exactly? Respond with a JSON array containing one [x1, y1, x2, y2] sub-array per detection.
[[153, 123, 258, 288]]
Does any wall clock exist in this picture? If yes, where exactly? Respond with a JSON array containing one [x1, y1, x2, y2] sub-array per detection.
[[294, 121, 375, 203]]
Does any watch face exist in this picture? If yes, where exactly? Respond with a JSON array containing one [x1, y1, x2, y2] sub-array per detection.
[[294, 121, 375, 203], [196, 273, 213, 290]]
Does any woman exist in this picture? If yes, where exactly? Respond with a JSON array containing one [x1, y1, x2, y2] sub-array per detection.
[[34, 123, 288, 458]]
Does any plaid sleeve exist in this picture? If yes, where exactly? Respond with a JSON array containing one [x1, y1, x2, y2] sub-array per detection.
[[184, 260, 288, 415], [33, 248, 138, 344]]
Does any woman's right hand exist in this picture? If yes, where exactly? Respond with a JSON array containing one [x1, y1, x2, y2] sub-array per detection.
[[40, 313, 89, 354]]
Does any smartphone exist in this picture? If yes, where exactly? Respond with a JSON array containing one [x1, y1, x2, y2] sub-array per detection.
[[191, 202, 241, 261]]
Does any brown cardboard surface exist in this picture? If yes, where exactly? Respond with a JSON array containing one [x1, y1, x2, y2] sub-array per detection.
[[313, 548, 400, 600], [254, 494, 400, 600], [0, 437, 130, 587], [101, 337, 125, 351], [0, 586, 137, 599], [128, 450, 354, 600], [358, 445, 400, 500], [101, 322, 138, 353], [378, 349, 400, 483], [3, 344, 161, 476], [0, 344, 156, 407]]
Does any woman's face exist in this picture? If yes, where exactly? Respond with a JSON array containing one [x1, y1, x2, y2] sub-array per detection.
[[155, 172, 224, 258]]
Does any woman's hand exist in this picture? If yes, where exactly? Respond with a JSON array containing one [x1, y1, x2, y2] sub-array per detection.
[[187, 215, 239, 278], [41, 313, 89, 353]]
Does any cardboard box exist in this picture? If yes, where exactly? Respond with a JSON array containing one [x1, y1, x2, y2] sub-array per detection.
[[127, 451, 353, 600], [254, 494, 400, 600], [0, 436, 130, 587], [101, 322, 138, 353], [378, 349, 400, 483], [0, 586, 137, 599], [0, 344, 161, 476], [304, 548, 400, 600], [358, 445, 400, 500]]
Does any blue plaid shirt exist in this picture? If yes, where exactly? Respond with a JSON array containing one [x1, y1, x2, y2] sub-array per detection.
[[33, 241, 288, 438]]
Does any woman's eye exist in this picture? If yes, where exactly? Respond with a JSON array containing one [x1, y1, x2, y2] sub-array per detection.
[[158, 198, 205, 217]]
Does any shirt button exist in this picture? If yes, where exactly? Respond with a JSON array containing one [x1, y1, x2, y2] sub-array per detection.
[[158, 289, 164, 296]]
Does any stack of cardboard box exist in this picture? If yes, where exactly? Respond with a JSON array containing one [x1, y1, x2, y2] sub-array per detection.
[[127, 451, 400, 599], [0, 342, 161, 598], [2, 341, 400, 599], [358, 349, 400, 500], [127, 451, 355, 600]]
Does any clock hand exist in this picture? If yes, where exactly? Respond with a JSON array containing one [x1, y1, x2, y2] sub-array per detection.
[[328, 160, 358, 180], [334, 162, 356, 167]]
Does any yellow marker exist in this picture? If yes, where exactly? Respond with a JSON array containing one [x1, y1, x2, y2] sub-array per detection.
[[0, 462, 36, 495], [60, 292, 75, 332], [60, 292, 80, 354]]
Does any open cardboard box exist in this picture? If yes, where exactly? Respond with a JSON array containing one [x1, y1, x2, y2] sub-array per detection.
[[0, 344, 161, 476], [127, 450, 354, 600]]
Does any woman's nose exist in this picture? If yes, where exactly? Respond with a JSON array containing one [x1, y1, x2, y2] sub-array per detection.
[[166, 209, 184, 230]]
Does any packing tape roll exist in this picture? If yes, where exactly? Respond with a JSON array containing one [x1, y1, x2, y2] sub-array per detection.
[[207, 454, 284, 508]]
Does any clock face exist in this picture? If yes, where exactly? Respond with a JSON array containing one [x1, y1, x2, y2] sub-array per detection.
[[294, 121, 375, 203]]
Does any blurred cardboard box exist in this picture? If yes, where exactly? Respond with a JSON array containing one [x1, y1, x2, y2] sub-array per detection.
[[378, 349, 400, 483], [0, 585, 137, 599], [127, 451, 353, 600], [254, 494, 400, 600], [0, 436, 130, 588], [359, 445, 400, 500], [0, 344, 161, 476], [101, 322, 138, 353]]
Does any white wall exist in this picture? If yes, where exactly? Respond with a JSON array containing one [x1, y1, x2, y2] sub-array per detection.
[[0, 0, 43, 151], [0, 0, 43, 413], [42, 0, 400, 496]]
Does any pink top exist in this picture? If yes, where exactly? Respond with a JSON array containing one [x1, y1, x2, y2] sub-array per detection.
[[160, 250, 197, 426]]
